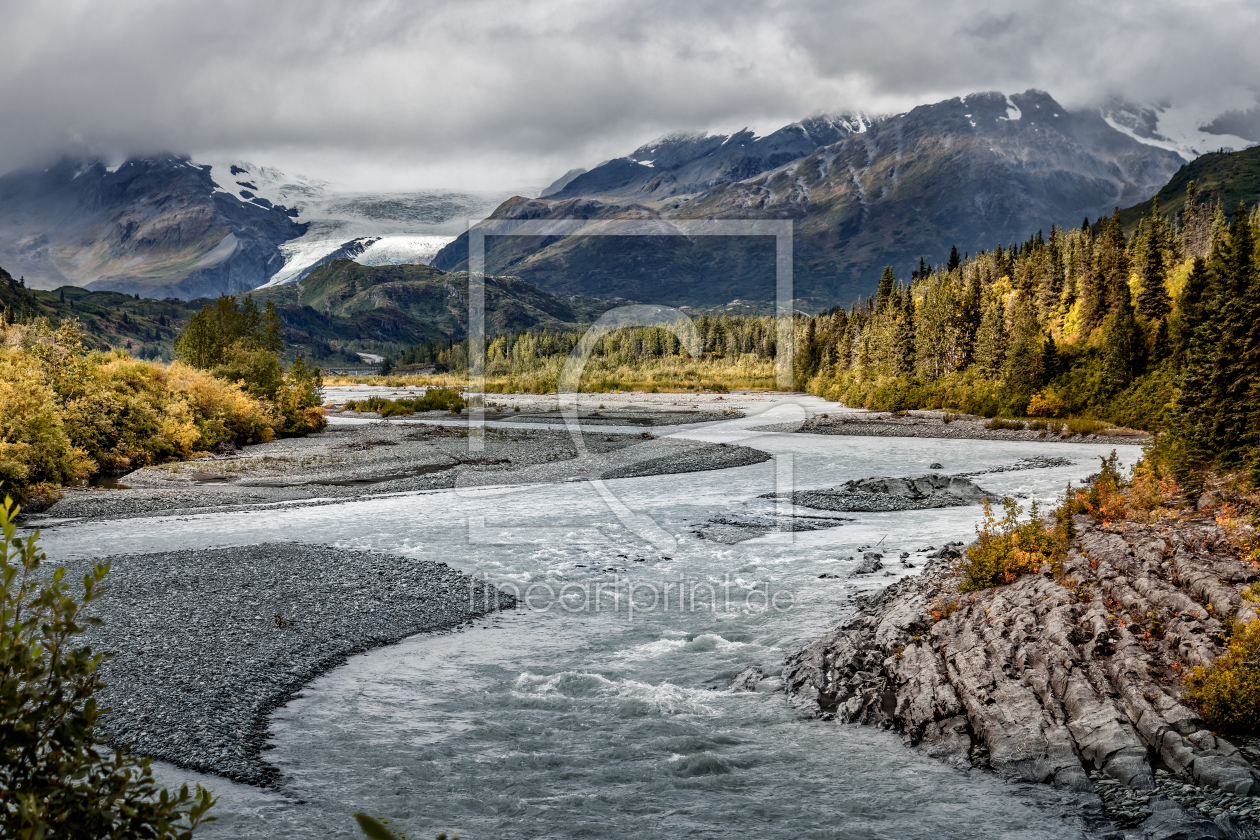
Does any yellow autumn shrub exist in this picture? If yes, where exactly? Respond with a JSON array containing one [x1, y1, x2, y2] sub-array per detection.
[[1185, 618, 1260, 733], [958, 497, 1064, 592], [0, 320, 294, 501], [0, 346, 92, 502]]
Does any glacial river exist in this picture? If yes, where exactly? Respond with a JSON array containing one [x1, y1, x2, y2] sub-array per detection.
[[40, 398, 1143, 839]]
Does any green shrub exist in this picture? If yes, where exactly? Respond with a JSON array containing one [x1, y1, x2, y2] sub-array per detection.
[[1065, 416, 1108, 436], [1, 497, 216, 836], [414, 388, 466, 414], [211, 345, 285, 400], [984, 417, 1026, 431], [347, 389, 466, 417]]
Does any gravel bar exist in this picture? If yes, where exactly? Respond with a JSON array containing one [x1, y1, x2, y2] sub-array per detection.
[[756, 410, 1151, 443], [69, 543, 514, 786], [33, 423, 770, 524]]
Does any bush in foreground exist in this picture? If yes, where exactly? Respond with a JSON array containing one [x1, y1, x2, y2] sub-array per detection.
[[0, 497, 215, 837]]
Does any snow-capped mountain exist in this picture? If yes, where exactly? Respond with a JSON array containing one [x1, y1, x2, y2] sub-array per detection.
[[201, 160, 514, 288], [0, 156, 515, 298], [1100, 94, 1259, 160], [436, 90, 1188, 309], [550, 112, 880, 201]]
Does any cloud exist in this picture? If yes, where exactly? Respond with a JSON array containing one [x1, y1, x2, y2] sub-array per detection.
[[1, 0, 1257, 190]]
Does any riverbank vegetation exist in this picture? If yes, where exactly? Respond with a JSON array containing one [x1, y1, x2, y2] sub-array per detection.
[[795, 189, 1259, 481], [326, 325, 779, 393], [1, 497, 216, 836], [953, 447, 1260, 732], [0, 293, 325, 506]]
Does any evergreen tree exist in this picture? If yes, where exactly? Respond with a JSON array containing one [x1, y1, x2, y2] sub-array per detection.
[[973, 296, 1007, 378], [875, 267, 896, 311], [1151, 317, 1171, 362], [1042, 334, 1060, 380], [1003, 294, 1044, 395], [1101, 284, 1140, 394], [947, 246, 961, 273], [956, 276, 981, 369], [1136, 220, 1171, 320], [1083, 210, 1128, 334], [893, 288, 916, 376], [1198, 206, 1258, 463]]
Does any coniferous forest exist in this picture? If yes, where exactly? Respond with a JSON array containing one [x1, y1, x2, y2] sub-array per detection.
[[793, 184, 1258, 483], [454, 183, 1258, 487]]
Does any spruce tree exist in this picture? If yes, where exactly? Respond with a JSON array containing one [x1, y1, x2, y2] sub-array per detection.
[[1151, 317, 1171, 362], [947, 246, 961, 273], [1136, 221, 1171, 320], [1003, 294, 1044, 396], [1199, 206, 1258, 463], [1042, 334, 1060, 380], [974, 296, 1007, 378], [1083, 210, 1128, 334], [875, 267, 896, 311], [956, 276, 982, 369], [1101, 284, 1140, 394], [894, 288, 916, 376]]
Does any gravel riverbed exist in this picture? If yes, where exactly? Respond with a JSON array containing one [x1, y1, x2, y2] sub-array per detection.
[[68, 544, 515, 786], [758, 410, 1151, 443], [32, 421, 769, 524]]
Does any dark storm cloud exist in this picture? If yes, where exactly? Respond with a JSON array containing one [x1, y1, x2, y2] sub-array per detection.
[[1, 0, 1256, 189]]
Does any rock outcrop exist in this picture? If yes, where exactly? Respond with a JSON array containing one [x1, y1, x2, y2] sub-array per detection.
[[782, 474, 989, 512], [785, 513, 1260, 833]]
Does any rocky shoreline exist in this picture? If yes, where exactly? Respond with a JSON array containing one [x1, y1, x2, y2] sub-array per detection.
[[784, 510, 1260, 839], [70, 544, 515, 786]]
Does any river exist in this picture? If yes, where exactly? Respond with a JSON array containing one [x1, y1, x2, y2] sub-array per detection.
[[38, 398, 1143, 839]]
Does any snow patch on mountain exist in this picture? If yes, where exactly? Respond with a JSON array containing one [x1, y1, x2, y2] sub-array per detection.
[[1101, 94, 1259, 159], [358, 235, 455, 267], [201, 159, 512, 287]]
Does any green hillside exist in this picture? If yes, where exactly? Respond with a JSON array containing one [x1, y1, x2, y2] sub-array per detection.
[[1119, 144, 1260, 230], [247, 260, 622, 362], [0, 260, 622, 366], [0, 266, 199, 359]]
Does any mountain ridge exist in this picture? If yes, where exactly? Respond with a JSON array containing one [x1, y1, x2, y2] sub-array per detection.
[[434, 89, 1186, 309]]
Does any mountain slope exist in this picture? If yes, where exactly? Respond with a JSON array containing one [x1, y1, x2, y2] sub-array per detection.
[[0, 257, 616, 365], [246, 260, 620, 359], [0, 157, 306, 299], [434, 90, 1186, 309], [552, 113, 877, 202], [0, 156, 511, 300], [1118, 144, 1260, 229]]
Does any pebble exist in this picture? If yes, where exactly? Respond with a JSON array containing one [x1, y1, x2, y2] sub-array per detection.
[[1091, 769, 1260, 833]]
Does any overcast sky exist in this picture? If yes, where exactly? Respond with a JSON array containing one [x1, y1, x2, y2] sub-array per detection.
[[3, 0, 1258, 192]]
